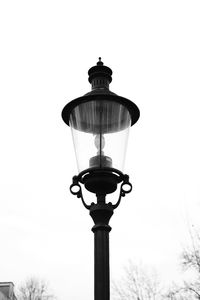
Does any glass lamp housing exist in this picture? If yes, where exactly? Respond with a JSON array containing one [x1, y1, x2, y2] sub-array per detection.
[[62, 58, 140, 174], [69, 99, 131, 173]]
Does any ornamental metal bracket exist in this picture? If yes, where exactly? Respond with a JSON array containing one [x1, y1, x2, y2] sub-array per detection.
[[70, 176, 92, 210], [112, 174, 132, 209], [69, 170, 132, 210]]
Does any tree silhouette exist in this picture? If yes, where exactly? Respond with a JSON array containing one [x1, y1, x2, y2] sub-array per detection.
[[112, 261, 162, 300], [18, 278, 55, 300]]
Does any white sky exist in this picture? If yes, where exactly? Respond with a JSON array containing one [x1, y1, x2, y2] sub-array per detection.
[[0, 0, 200, 299]]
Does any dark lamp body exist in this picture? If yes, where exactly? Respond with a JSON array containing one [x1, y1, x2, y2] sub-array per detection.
[[62, 59, 140, 300]]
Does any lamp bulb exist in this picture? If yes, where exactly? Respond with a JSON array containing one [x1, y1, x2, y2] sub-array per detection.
[[94, 134, 105, 151]]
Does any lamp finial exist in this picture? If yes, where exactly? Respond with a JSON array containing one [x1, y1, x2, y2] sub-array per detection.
[[97, 57, 103, 66], [88, 59, 112, 88]]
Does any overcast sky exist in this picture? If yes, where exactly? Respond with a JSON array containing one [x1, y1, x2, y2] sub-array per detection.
[[0, 0, 200, 299]]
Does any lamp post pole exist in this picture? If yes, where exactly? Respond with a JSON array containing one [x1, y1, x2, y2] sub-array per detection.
[[90, 195, 113, 300], [62, 59, 140, 300], [70, 171, 132, 300]]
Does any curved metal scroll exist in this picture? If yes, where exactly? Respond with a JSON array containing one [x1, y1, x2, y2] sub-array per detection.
[[70, 172, 132, 210], [70, 176, 91, 210], [112, 175, 132, 209]]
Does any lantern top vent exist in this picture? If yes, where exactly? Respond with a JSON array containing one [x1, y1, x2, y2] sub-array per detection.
[[88, 58, 112, 90]]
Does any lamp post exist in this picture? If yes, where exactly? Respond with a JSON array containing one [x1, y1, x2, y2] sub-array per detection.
[[62, 58, 140, 300]]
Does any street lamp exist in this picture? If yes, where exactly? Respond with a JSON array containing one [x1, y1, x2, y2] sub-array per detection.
[[62, 58, 140, 300]]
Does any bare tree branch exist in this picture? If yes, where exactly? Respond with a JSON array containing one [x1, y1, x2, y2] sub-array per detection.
[[112, 261, 162, 300], [17, 278, 55, 300]]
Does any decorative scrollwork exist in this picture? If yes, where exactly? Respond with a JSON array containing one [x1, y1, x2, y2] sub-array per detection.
[[70, 176, 91, 209], [69, 170, 132, 210], [112, 175, 132, 209]]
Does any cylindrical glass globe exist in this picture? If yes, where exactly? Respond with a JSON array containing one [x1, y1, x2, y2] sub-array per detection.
[[69, 100, 131, 173]]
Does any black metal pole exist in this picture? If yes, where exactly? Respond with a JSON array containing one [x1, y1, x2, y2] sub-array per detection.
[[90, 195, 113, 300]]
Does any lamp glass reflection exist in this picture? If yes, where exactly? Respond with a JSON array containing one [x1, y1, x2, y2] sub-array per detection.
[[69, 100, 131, 173]]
